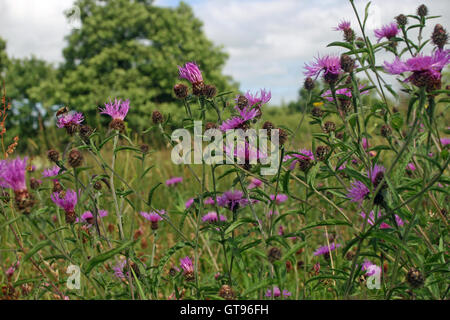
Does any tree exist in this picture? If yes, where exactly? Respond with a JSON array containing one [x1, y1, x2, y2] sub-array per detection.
[[58, 0, 237, 130]]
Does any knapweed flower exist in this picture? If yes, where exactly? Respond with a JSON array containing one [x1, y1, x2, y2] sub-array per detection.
[[334, 20, 355, 42], [334, 20, 351, 31], [244, 89, 271, 108], [347, 180, 369, 204], [406, 163, 416, 172], [180, 256, 195, 281], [178, 62, 204, 95], [304, 55, 342, 84], [113, 259, 127, 279], [56, 111, 84, 135], [283, 149, 315, 171], [185, 197, 194, 209], [440, 137, 450, 147], [204, 197, 216, 205], [99, 98, 130, 131], [140, 210, 165, 230], [384, 49, 450, 91], [165, 177, 183, 187], [374, 22, 399, 42], [51, 189, 79, 224], [77, 210, 108, 225], [217, 190, 249, 212], [0, 157, 34, 213], [313, 243, 341, 257], [265, 287, 291, 298], [5, 261, 19, 278], [361, 260, 381, 276], [361, 210, 404, 229], [270, 194, 288, 204], [42, 166, 60, 180], [219, 107, 259, 131], [202, 211, 227, 223], [321, 85, 369, 102], [368, 164, 386, 187], [224, 141, 266, 169], [248, 178, 262, 189]]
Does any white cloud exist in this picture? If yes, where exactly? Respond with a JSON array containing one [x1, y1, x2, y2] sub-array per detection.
[[0, 0, 449, 104]]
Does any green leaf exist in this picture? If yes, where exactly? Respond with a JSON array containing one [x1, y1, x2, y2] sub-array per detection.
[[147, 182, 162, 207], [24, 240, 52, 262], [83, 240, 136, 274]]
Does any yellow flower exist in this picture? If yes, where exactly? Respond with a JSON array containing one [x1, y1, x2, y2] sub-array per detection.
[[313, 102, 324, 107]]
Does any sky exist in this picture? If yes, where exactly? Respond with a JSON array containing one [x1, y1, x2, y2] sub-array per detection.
[[0, 0, 449, 105]]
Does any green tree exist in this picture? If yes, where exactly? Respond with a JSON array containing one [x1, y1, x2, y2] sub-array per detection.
[[59, 0, 237, 130]]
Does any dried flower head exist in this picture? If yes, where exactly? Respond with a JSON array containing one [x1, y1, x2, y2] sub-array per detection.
[[68, 149, 83, 168], [173, 83, 189, 99]]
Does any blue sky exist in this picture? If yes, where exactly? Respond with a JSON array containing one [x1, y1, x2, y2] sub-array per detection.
[[1, 0, 449, 105]]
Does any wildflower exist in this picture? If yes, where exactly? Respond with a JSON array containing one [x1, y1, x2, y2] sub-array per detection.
[[185, 197, 194, 209], [79, 124, 93, 143], [29, 178, 42, 190], [173, 83, 189, 99], [99, 98, 130, 131], [51, 189, 79, 224], [268, 247, 282, 263], [236, 95, 249, 110], [202, 211, 227, 223], [42, 166, 60, 180], [374, 22, 399, 42], [47, 149, 60, 163], [224, 141, 266, 169], [5, 261, 19, 279], [68, 149, 83, 168], [384, 49, 450, 91], [248, 178, 262, 189], [165, 177, 183, 187], [283, 149, 314, 171], [219, 107, 259, 131], [313, 243, 341, 257], [204, 197, 216, 205], [334, 20, 354, 42], [340, 54, 355, 73], [140, 210, 165, 230], [77, 210, 108, 225], [267, 210, 279, 218], [417, 4, 428, 17], [304, 55, 342, 84], [395, 14, 408, 27], [178, 62, 204, 96], [269, 194, 288, 204], [113, 259, 127, 279], [243, 89, 271, 113], [406, 163, 416, 172], [361, 210, 404, 229], [323, 121, 336, 133], [440, 137, 450, 146], [202, 84, 217, 99], [217, 190, 248, 212], [381, 124, 392, 138], [265, 287, 291, 298], [315, 145, 330, 162], [368, 164, 386, 188], [180, 256, 195, 281], [140, 144, 149, 154], [56, 111, 84, 135], [362, 137, 369, 150], [407, 267, 424, 288], [361, 260, 381, 277], [347, 181, 369, 204], [0, 157, 34, 213], [431, 24, 448, 50], [334, 20, 351, 32], [311, 106, 324, 118], [321, 85, 369, 102]]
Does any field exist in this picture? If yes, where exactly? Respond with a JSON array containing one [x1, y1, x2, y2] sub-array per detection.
[[0, 1, 449, 301]]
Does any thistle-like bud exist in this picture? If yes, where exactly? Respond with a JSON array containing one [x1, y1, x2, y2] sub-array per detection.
[[431, 24, 448, 50], [47, 149, 60, 163], [406, 267, 425, 288], [315, 145, 330, 162], [395, 14, 408, 27], [268, 247, 282, 263], [237, 95, 249, 110], [340, 54, 355, 73], [323, 121, 336, 133], [152, 110, 164, 124], [218, 285, 236, 300], [344, 28, 355, 43], [29, 177, 41, 190], [68, 149, 83, 168], [173, 83, 189, 99], [417, 4, 428, 17], [192, 82, 205, 96], [380, 124, 392, 138], [355, 37, 365, 49], [202, 84, 217, 99], [311, 107, 324, 118], [205, 122, 218, 131], [304, 77, 315, 91], [278, 129, 288, 146]]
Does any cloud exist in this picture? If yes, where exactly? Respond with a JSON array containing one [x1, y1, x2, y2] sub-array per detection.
[[0, 0, 449, 104]]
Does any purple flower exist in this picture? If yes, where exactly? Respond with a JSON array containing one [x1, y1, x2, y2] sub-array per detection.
[[220, 107, 260, 131], [0, 157, 28, 191], [361, 260, 381, 276], [244, 89, 271, 108], [178, 62, 203, 84], [406, 163, 416, 172], [185, 197, 194, 209], [140, 210, 165, 222], [347, 181, 369, 204], [270, 194, 288, 204], [99, 98, 130, 121], [217, 190, 249, 211], [361, 210, 404, 229], [304, 55, 342, 81], [313, 243, 341, 256], [362, 137, 369, 150], [283, 149, 314, 170], [202, 211, 227, 223], [321, 85, 369, 101], [42, 166, 60, 179], [248, 178, 262, 189], [374, 22, 399, 42], [267, 210, 279, 218], [204, 197, 216, 205], [368, 164, 386, 185], [51, 189, 78, 212], [113, 259, 127, 279], [441, 137, 450, 146], [77, 210, 108, 224], [265, 287, 291, 298], [180, 256, 194, 274], [384, 49, 450, 85], [56, 112, 84, 129], [334, 20, 351, 31], [224, 141, 266, 164], [166, 177, 183, 186]]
